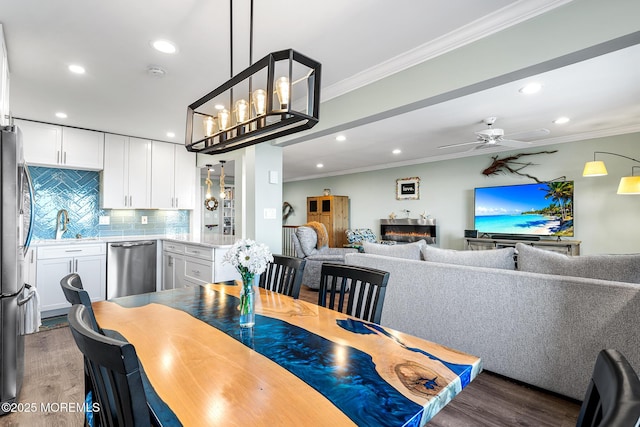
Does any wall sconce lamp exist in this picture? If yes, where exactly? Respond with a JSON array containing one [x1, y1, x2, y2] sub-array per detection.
[[583, 151, 640, 195]]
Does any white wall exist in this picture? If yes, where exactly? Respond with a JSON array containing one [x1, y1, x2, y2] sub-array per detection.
[[283, 132, 640, 255]]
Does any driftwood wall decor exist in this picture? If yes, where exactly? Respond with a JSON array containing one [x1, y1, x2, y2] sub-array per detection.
[[482, 150, 558, 182]]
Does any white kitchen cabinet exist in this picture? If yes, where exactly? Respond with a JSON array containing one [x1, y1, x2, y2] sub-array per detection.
[[36, 243, 106, 316], [151, 141, 196, 209], [17, 120, 104, 170], [102, 134, 151, 209], [161, 241, 238, 290]]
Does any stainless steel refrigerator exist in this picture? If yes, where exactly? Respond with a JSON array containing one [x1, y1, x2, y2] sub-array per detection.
[[0, 125, 35, 413]]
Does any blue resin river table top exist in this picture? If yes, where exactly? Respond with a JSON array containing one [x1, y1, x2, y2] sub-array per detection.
[[92, 283, 482, 426]]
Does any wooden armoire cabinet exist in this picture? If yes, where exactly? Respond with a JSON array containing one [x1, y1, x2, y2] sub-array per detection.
[[306, 195, 349, 247]]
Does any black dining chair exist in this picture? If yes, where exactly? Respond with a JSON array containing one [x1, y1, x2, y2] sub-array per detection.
[[60, 273, 102, 332], [68, 304, 153, 427], [258, 255, 306, 299], [318, 263, 390, 324], [576, 349, 640, 427]]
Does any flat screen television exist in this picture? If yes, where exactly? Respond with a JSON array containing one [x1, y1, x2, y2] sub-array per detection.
[[474, 181, 574, 237]]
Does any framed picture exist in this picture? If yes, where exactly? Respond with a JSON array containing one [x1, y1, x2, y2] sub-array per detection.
[[396, 177, 420, 200]]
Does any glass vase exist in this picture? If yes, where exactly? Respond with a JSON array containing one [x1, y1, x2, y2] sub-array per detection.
[[239, 274, 255, 328]]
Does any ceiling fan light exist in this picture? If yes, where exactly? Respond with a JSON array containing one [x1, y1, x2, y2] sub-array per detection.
[[583, 160, 608, 177], [617, 176, 640, 195]]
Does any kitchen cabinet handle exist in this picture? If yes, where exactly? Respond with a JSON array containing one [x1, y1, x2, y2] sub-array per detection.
[[64, 151, 67, 164], [124, 195, 128, 207], [74, 259, 78, 271], [65, 249, 83, 252], [175, 197, 179, 207], [57, 151, 60, 164], [129, 196, 132, 206], [68, 260, 72, 272], [30, 250, 34, 263]]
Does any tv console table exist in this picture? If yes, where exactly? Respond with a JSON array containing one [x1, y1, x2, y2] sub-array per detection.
[[464, 237, 581, 256]]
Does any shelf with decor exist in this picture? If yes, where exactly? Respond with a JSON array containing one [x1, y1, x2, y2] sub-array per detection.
[[220, 186, 235, 235]]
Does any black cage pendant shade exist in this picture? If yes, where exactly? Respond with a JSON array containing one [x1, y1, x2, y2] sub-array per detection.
[[186, 48, 321, 155]]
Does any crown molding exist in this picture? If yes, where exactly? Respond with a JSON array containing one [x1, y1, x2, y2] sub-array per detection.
[[283, 123, 640, 183], [321, 0, 573, 102]]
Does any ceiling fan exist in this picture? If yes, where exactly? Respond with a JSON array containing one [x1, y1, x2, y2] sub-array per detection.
[[438, 117, 549, 151]]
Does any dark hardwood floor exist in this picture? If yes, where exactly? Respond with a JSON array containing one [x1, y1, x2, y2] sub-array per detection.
[[4, 286, 580, 426]]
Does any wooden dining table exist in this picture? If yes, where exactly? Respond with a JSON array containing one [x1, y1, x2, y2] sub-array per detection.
[[92, 283, 482, 426]]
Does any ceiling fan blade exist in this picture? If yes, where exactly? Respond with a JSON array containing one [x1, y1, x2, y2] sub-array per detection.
[[499, 139, 532, 148], [505, 128, 550, 141], [437, 140, 482, 149]]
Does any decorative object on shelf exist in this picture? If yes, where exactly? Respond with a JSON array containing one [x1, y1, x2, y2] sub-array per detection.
[[204, 165, 218, 211], [420, 211, 430, 220], [389, 212, 397, 220], [282, 201, 294, 224], [396, 177, 420, 200], [481, 150, 558, 182], [323, 188, 331, 196], [184, 0, 321, 155], [223, 239, 273, 328], [583, 151, 640, 195], [401, 209, 410, 218]]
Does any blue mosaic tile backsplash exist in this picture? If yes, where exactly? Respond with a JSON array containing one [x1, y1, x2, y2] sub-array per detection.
[[30, 167, 190, 240]]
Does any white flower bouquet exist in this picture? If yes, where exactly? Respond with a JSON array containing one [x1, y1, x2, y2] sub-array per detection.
[[223, 238, 273, 280]]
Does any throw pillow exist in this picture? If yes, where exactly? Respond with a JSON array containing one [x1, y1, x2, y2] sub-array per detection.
[[363, 240, 425, 260], [421, 244, 516, 270], [516, 243, 640, 284]]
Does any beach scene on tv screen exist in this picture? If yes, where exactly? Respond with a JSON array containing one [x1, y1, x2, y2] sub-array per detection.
[[474, 182, 574, 236]]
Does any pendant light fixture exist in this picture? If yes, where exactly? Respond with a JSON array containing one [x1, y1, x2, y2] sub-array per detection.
[[185, 0, 321, 155], [219, 160, 227, 199], [583, 151, 640, 195]]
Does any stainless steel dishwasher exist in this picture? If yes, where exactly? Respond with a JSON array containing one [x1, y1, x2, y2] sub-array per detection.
[[107, 241, 157, 299]]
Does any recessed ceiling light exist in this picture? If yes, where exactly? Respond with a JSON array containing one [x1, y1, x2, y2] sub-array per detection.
[[55, 112, 67, 119], [152, 39, 177, 54], [68, 64, 85, 74], [166, 132, 176, 138], [554, 116, 570, 124], [335, 135, 346, 142], [392, 149, 402, 155], [519, 82, 542, 94], [147, 66, 166, 77], [316, 163, 324, 168]]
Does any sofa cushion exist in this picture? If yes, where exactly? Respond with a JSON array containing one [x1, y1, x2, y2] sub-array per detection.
[[346, 228, 377, 244], [421, 244, 516, 270], [363, 240, 425, 260], [295, 226, 320, 256], [516, 243, 640, 284]]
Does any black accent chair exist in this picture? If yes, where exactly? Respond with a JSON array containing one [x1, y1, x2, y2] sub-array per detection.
[[68, 304, 153, 427], [258, 255, 306, 299], [318, 263, 390, 324], [576, 349, 640, 427], [60, 273, 101, 332]]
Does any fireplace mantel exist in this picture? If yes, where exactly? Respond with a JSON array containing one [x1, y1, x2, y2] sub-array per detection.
[[380, 218, 436, 244]]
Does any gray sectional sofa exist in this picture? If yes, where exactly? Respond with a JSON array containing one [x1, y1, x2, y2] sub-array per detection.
[[345, 242, 640, 400]]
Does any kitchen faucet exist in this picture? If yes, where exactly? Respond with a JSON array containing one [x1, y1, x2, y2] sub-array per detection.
[[55, 209, 69, 240]]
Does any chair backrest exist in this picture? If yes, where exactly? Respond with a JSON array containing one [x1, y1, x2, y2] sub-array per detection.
[[576, 349, 640, 427], [258, 255, 306, 299], [318, 263, 390, 324], [68, 304, 151, 427], [60, 273, 101, 332]]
